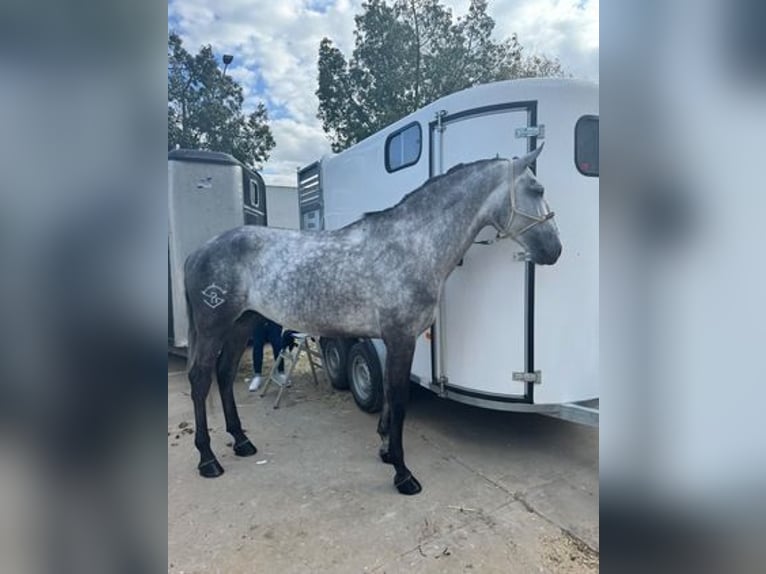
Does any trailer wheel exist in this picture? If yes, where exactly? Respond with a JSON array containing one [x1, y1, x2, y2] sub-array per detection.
[[320, 338, 351, 389], [347, 341, 384, 413]]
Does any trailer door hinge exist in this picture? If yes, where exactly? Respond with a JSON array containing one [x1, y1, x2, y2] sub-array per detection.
[[435, 109, 447, 132], [434, 376, 448, 397], [513, 370, 542, 384], [515, 125, 545, 139]]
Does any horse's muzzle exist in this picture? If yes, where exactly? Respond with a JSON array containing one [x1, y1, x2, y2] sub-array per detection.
[[533, 241, 562, 266]]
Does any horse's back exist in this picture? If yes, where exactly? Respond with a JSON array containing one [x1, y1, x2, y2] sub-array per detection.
[[185, 225, 290, 274]]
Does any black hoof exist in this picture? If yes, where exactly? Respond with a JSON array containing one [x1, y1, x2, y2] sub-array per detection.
[[394, 472, 422, 495], [198, 459, 224, 478], [233, 439, 258, 457], [379, 448, 394, 465]]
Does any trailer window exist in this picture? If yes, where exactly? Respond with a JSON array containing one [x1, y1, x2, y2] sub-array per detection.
[[249, 179, 260, 207], [385, 122, 421, 172], [575, 115, 599, 177]]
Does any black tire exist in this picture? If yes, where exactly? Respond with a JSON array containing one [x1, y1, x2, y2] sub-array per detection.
[[347, 341, 384, 413], [320, 337, 351, 390]]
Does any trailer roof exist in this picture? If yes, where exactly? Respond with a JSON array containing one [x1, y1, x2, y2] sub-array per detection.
[[311, 78, 598, 166], [168, 149, 243, 167]]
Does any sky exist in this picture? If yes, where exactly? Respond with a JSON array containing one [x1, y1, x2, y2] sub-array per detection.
[[168, 0, 599, 186]]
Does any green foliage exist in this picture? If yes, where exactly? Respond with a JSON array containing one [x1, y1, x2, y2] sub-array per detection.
[[168, 32, 275, 168], [317, 0, 565, 152]]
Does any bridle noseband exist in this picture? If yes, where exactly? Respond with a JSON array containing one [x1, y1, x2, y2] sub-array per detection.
[[495, 161, 555, 240]]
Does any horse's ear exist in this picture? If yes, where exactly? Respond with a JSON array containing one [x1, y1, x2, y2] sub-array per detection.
[[516, 143, 545, 170]]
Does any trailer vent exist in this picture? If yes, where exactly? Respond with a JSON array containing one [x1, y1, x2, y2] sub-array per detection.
[[298, 162, 323, 230]]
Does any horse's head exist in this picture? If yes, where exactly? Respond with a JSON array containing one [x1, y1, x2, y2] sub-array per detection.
[[492, 145, 562, 265]]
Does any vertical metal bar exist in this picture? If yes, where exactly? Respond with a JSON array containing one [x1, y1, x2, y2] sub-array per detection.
[[525, 262, 535, 403], [525, 104, 538, 403], [434, 110, 447, 389]]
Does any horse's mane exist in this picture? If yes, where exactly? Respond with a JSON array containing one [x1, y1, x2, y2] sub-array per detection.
[[350, 158, 499, 224]]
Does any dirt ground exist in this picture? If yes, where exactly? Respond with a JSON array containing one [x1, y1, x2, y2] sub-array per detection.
[[168, 347, 598, 573]]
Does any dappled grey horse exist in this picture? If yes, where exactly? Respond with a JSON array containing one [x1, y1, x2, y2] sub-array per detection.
[[184, 145, 561, 495]]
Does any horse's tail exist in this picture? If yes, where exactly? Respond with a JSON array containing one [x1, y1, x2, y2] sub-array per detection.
[[184, 267, 197, 369]]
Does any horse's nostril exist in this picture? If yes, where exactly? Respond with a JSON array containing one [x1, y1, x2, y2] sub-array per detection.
[[551, 243, 562, 263], [541, 242, 562, 265]]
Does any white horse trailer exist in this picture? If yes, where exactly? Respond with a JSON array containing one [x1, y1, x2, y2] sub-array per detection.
[[168, 149, 267, 351], [299, 78, 599, 425]]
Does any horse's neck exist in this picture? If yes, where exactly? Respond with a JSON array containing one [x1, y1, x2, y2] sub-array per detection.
[[386, 174, 497, 279], [430, 189, 494, 276]]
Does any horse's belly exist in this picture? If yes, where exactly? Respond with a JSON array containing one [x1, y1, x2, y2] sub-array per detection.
[[247, 290, 379, 338]]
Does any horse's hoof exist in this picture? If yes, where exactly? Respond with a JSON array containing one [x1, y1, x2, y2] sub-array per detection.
[[233, 439, 258, 457], [198, 459, 224, 478], [394, 472, 422, 495], [379, 448, 394, 465]]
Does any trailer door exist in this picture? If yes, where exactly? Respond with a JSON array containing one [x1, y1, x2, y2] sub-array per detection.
[[243, 171, 267, 226], [430, 102, 539, 403]]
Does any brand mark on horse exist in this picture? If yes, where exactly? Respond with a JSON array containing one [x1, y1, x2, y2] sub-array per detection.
[[201, 283, 227, 308]]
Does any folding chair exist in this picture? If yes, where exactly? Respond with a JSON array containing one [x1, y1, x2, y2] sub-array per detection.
[[260, 333, 322, 408]]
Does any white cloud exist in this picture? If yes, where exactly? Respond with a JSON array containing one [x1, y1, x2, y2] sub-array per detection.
[[262, 117, 333, 186], [486, 0, 599, 80], [169, 0, 598, 185], [225, 66, 259, 104]]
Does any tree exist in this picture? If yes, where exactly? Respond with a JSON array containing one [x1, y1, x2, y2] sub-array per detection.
[[316, 0, 565, 152], [168, 32, 275, 168]]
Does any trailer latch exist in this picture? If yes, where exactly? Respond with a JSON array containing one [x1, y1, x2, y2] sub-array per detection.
[[515, 125, 545, 139], [512, 251, 530, 262], [513, 370, 542, 384]]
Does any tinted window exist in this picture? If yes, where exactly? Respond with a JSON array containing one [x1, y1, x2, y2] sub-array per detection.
[[575, 115, 599, 177], [249, 179, 260, 207], [386, 122, 421, 172]]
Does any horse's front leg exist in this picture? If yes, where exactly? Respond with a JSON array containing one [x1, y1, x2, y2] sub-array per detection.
[[382, 335, 421, 495], [377, 401, 392, 464]]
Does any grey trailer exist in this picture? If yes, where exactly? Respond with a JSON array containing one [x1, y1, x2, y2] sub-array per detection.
[[168, 149, 267, 350]]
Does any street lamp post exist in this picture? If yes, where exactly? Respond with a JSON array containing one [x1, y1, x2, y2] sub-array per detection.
[[222, 54, 234, 76]]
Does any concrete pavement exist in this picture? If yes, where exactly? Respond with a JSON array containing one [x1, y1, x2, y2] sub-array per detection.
[[168, 351, 598, 573]]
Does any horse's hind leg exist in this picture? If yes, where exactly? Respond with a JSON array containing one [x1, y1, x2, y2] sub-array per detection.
[[216, 312, 258, 457], [189, 339, 225, 477], [381, 335, 421, 495]]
